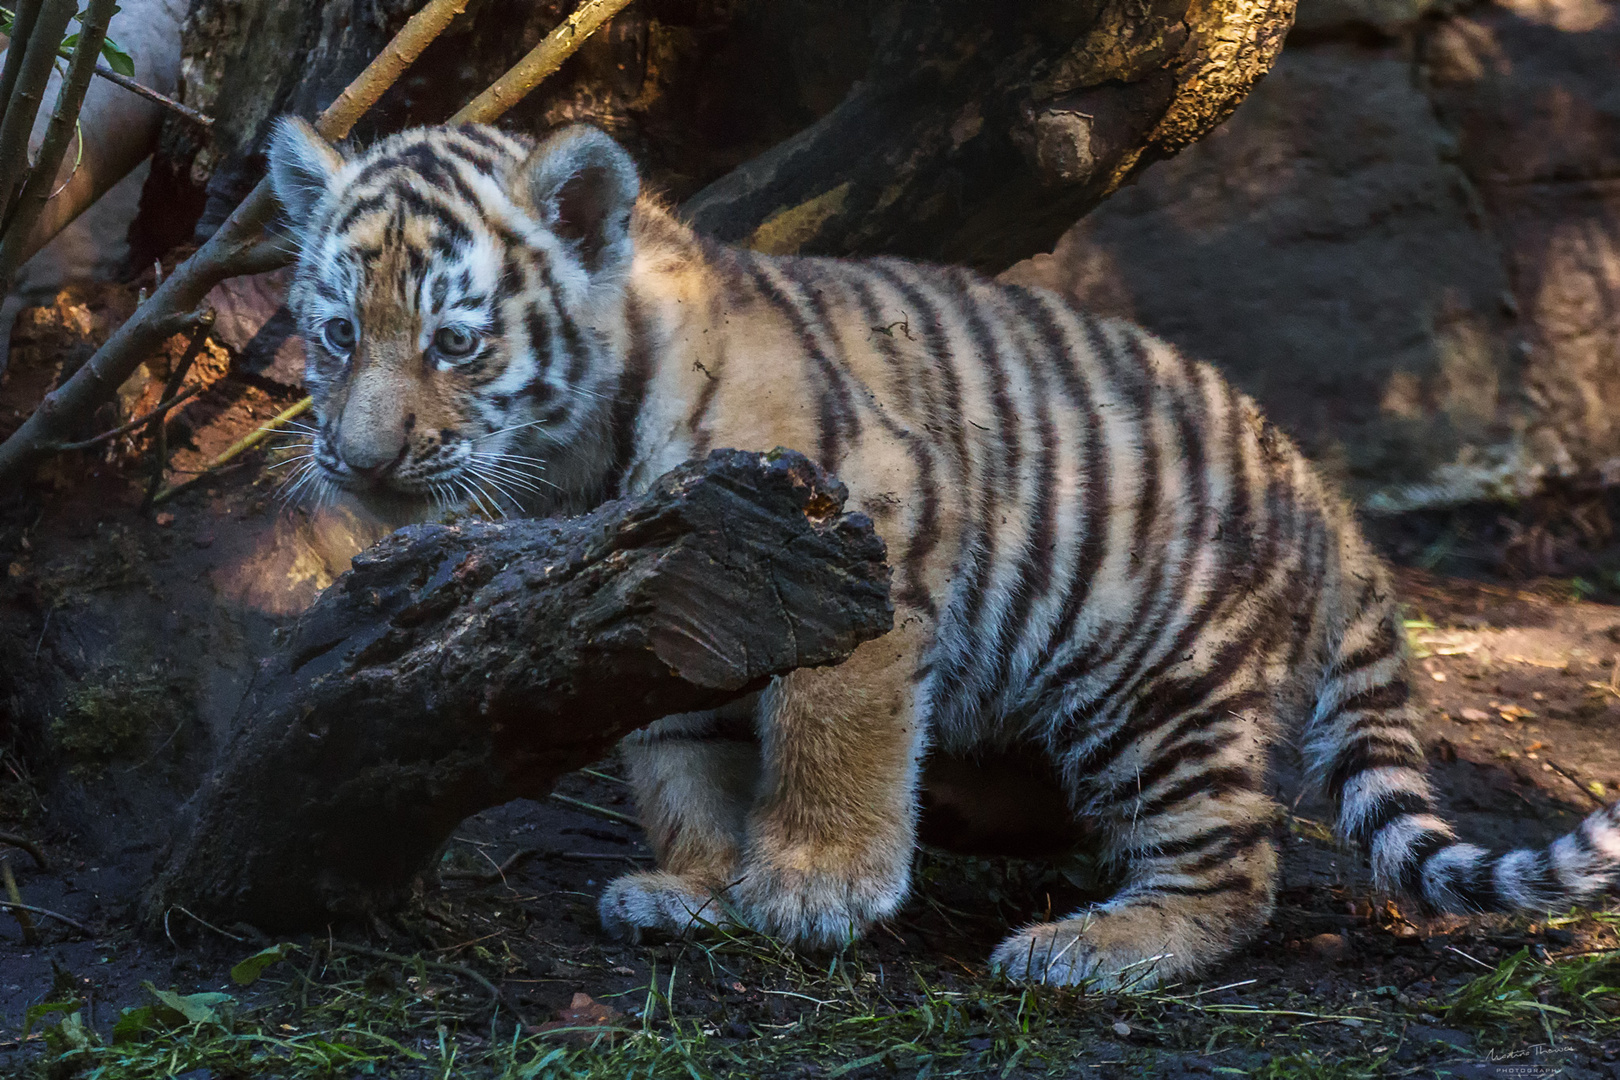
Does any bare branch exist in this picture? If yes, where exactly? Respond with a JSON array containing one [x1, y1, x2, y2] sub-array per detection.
[[0, 0, 117, 291], [314, 0, 471, 140], [151, 396, 311, 505], [0, 831, 48, 870], [0, 0, 45, 113], [450, 0, 639, 124], [0, 899, 93, 935], [0, 0, 75, 218], [52, 384, 203, 452], [92, 63, 213, 129]]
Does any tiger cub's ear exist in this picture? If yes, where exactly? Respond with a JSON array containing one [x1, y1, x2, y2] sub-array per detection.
[[514, 125, 638, 275], [266, 117, 345, 228]]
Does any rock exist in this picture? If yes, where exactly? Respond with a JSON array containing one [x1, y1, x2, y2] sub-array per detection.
[[202, 269, 304, 389], [1003, 43, 1521, 508], [1307, 931, 1351, 959], [1424, 0, 1620, 489], [1006, 3, 1620, 511]]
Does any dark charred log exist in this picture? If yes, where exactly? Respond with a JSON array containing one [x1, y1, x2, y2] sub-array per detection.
[[142, 448, 891, 931]]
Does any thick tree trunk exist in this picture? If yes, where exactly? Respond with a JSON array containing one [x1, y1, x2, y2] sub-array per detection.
[[141, 449, 891, 932], [140, 0, 1294, 272]]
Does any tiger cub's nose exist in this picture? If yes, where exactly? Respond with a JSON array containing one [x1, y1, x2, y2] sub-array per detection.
[[340, 412, 415, 480]]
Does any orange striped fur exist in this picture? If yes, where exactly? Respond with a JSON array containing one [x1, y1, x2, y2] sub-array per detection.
[[266, 119, 1620, 989]]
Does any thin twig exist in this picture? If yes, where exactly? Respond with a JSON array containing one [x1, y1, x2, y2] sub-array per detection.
[[0, 0, 46, 114], [451, 0, 639, 123], [579, 767, 629, 786], [143, 311, 215, 508], [330, 940, 526, 1027], [1447, 944, 1496, 970], [441, 848, 540, 882], [0, 0, 76, 221], [552, 850, 652, 864], [548, 792, 641, 828], [0, 0, 113, 289], [92, 63, 212, 127], [0, 830, 47, 870], [0, 898, 92, 935], [2, 858, 37, 944], [440, 847, 651, 883], [51, 385, 203, 452], [1544, 759, 1610, 809], [151, 396, 311, 504], [171, 904, 246, 942]]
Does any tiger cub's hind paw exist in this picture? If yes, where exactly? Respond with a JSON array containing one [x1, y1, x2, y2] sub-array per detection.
[[597, 871, 730, 943], [990, 914, 1186, 993]]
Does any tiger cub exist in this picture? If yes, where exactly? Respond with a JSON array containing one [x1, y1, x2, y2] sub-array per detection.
[[266, 118, 1620, 988]]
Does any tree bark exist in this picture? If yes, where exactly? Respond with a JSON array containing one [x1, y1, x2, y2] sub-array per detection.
[[138, 0, 1294, 272], [141, 449, 891, 932]]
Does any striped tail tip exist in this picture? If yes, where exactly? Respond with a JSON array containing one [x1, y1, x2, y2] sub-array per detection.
[[1369, 803, 1620, 915]]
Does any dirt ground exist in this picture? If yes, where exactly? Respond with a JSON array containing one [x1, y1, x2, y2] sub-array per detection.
[[2, 292, 1620, 1077]]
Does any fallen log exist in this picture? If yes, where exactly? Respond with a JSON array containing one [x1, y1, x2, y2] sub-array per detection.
[[142, 449, 891, 932]]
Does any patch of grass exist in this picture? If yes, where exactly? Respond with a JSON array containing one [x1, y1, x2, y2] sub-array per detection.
[[1445, 943, 1620, 1041], [47, 667, 187, 775], [1250, 1049, 1392, 1079]]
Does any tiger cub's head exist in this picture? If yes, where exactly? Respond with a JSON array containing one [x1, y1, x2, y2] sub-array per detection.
[[265, 120, 640, 517]]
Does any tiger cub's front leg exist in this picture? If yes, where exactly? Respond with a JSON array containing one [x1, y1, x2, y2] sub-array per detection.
[[602, 626, 928, 948]]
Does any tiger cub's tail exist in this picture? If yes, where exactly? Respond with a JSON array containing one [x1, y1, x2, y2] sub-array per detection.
[[1302, 563, 1620, 915]]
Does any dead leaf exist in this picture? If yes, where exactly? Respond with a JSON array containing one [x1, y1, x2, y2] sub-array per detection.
[[529, 992, 625, 1045]]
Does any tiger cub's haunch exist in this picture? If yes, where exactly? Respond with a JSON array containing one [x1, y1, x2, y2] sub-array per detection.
[[267, 117, 1620, 988]]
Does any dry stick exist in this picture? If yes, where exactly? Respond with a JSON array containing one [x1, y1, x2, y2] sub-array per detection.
[[449, 0, 639, 124], [0, 0, 75, 219], [92, 63, 213, 128], [0, 898, 92, 935], [1544, 758, 1610, 809], [0, 0, 113, 288], [1, 858, 37, 944], [0, 0, 45, 112], [0, 0, 472, 487], [142, 311, 216, 508], [547, 792, 641, 828], [0, 830, 47, 870], [52, 384, 204, 452], [151, 396, 312, 504]]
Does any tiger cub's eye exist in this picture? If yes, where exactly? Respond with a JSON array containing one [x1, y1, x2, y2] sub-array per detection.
[[321, 317, 357, 354], [434, 325, 480, 359]]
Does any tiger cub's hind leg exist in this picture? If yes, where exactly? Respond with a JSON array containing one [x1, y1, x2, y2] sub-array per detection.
[[993, 705, 1280, 990], [599, 698, 761, 941]]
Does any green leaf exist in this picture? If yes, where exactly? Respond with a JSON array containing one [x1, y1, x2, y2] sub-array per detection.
[[43, 1010, 98, 1053], [143, 981, 234, 1026], [22, 1000, 82, 1042], [231, 942, 296, 986], [100, 37, 134, 76], [111, 1005, 156, 1044]]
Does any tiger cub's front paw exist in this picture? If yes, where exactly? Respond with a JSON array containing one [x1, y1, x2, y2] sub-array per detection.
[[728, 861, 907, 950], [597, 871, 729, 943]]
